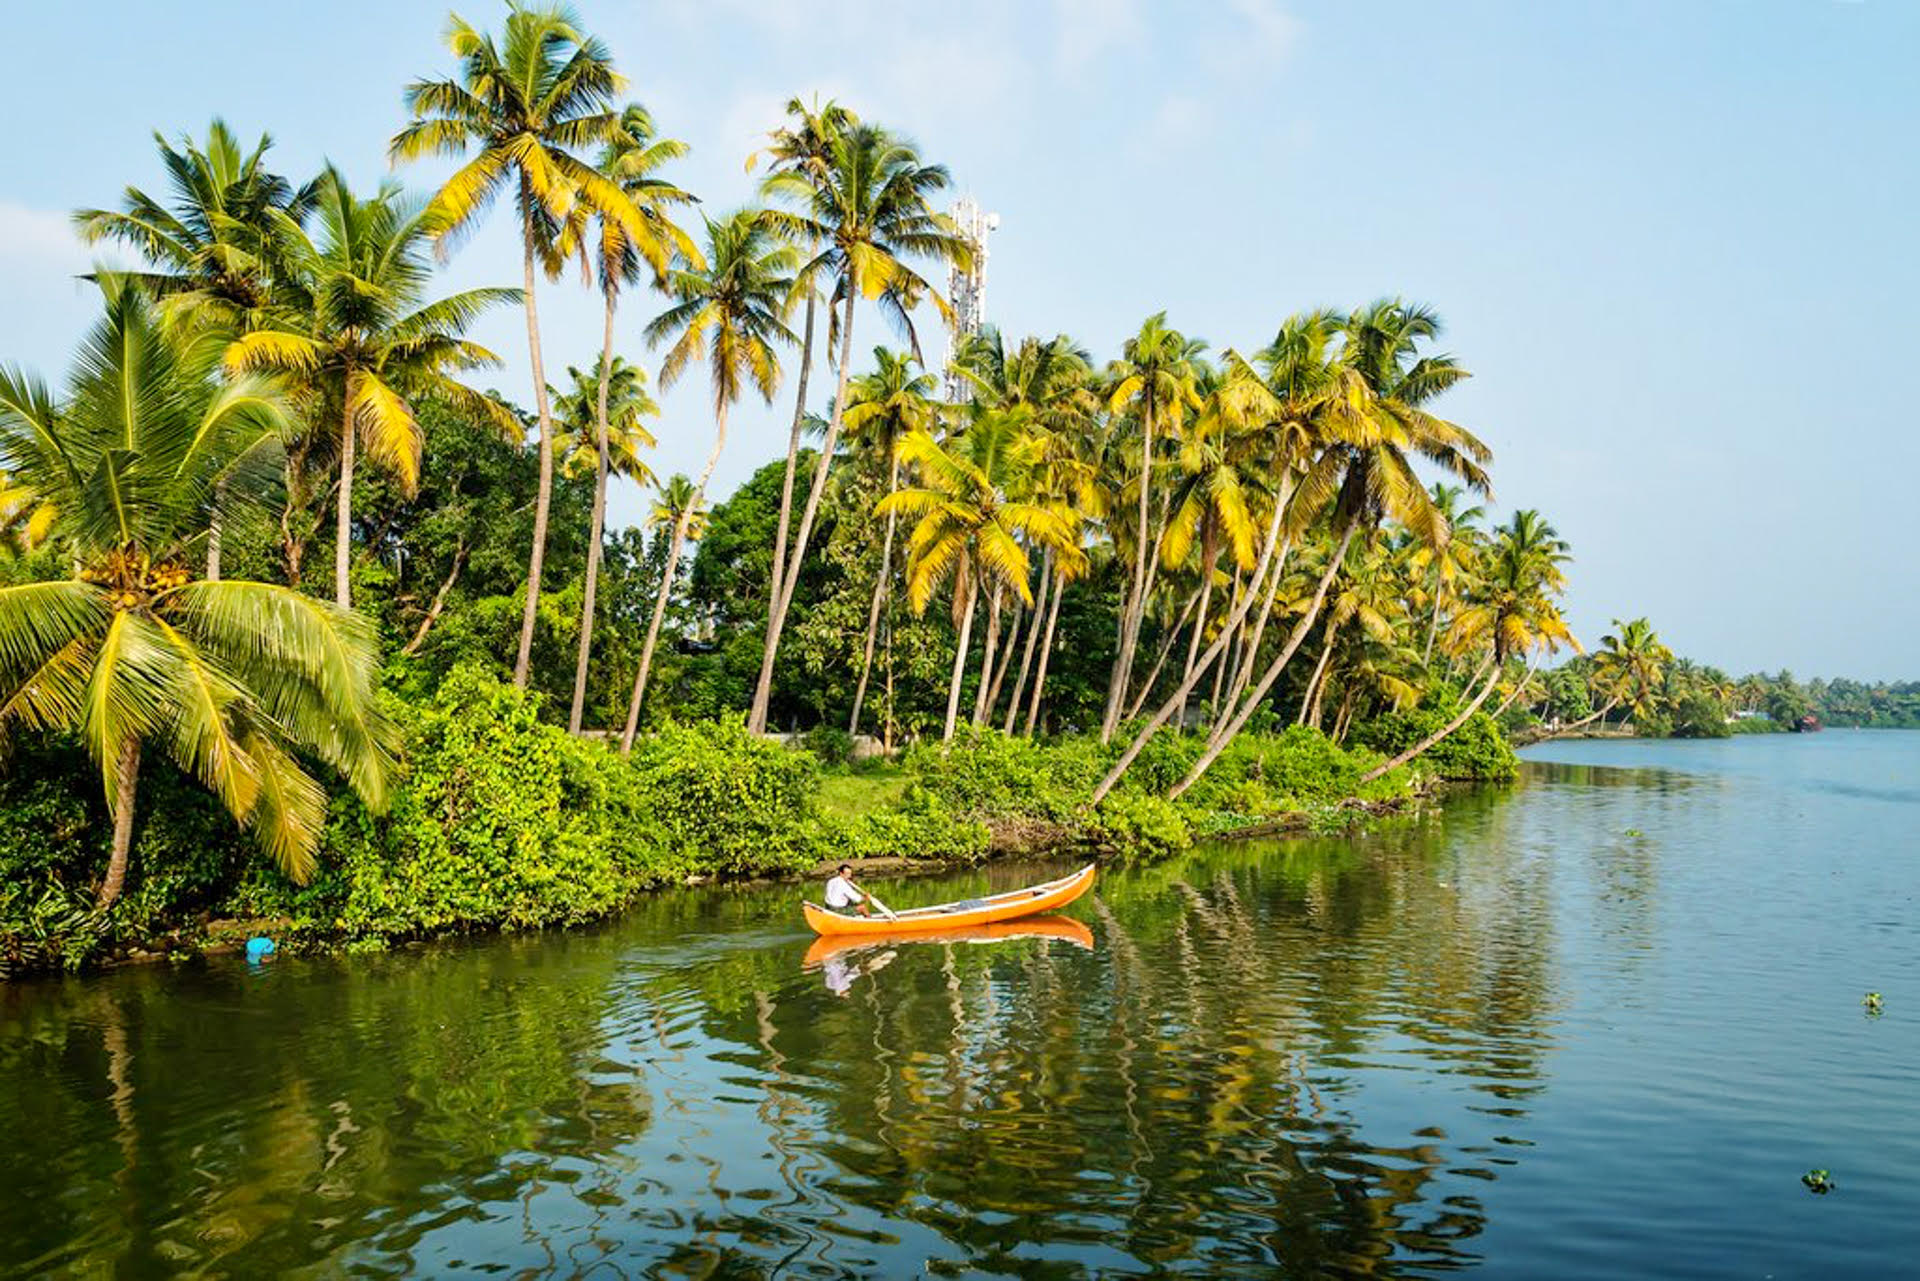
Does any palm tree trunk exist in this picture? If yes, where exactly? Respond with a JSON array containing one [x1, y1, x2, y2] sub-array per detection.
[[848, 455, 900, 735], [1357, 654, 1500, 785], [402, 539, 467, 657], [1297, 619, 1338, 725], [984, 598, 1022, 723], [1219, 539, 1294, 733], [1089, 493, 1291, 805], [334, 394, 356, 609], [1332, 690, 1355, 744], [1165, 522, 1357, 802], [972, 584, 1003, 726], [1422, 581, 1443, 667], [513, 192, 559, 690], [97, 738, 141, 910], [623, 402, 729, 753], [1552, 696, 1621, 735], [767, 292, 816, 678], [1003, 550, 1052, 733], [1102, 394, 1156, 743], [1173, 542, 1218, 728], [1025, 565, 1066, 737], [750, 290, 855, 734], [1125, 587, 1200, 721], [569, 292, 617, 734], [1210, 567, 1241, 722], [943, 578, 976, 743]]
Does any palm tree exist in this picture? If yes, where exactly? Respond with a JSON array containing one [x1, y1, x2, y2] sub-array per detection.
[[1409, 481, 1484, 667], [72, 119, 315, 336], [553, 103, 696, 734], [73, 120, 317, 580], [749, 97, 857, 715], [842, 346, 939, 737], [747, 121, 969, 734], [1165, 301, 1492, 800], [224, 167, 517, 609], [1579, 617, 1672, 730], [550, 355, 658, 483], [392, 2, 646, 689], [621, 210, 797, 750], [1099, 313, 1207, 741], [878, 418, 1080, 742], [0, 280, 395, 908]]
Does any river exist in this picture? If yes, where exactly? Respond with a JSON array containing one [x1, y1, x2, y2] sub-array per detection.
[[2, 730, 1916, 1277]]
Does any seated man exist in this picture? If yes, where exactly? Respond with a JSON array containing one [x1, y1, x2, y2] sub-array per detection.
[[824, 863, 871, 916]]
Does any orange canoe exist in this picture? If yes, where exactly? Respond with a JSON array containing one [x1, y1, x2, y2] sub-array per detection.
[[802, 914, 1094, 968], [803, 863, 1096, 937]]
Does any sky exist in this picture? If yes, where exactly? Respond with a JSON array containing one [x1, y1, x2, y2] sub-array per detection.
[[2, 0, 1914, 679]]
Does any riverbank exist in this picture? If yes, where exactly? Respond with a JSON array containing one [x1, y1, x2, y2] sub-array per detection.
[[1, 669, 1515, 978]]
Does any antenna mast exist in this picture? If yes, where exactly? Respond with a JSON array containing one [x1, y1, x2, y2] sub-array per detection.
[[944, 197, 999, 403]]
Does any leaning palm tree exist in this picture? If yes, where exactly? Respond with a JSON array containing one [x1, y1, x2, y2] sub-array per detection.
[[747, 121, 969, 734], [392, 2, 646, 688], [842, 345, 939, 737], [0, 280, 396, 909], [878, 417, 1080, 742], [620, 210, 797, 750], [1574, 617, 1672, 731], [225, 167, 517, 609]]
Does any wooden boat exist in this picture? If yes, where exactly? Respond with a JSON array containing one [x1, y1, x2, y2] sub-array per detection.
[[802, 914, 1093, 968], [802, 863, 1096, 937]]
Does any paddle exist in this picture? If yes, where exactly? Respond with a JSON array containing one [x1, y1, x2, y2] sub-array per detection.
[[849, 877, 899, 922]]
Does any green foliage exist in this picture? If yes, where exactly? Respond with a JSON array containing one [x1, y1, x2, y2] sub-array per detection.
[[1668, 692, 1732, 739], [625, 718, 820, 876], [803, 723, 856, 766], [1351, 708, 1518, 782], [1088, 791, 1193, 861]]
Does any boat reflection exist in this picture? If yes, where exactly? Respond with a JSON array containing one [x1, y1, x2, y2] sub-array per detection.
[[802, 914, 1094, 993]]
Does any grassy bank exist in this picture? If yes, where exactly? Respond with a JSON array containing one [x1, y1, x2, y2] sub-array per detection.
[[1, 669, 1516, 977]]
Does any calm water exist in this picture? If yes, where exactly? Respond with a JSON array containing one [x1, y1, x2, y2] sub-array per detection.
[[3, 731, 1917, 1278]]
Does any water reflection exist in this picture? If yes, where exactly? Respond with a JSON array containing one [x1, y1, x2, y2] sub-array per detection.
[[4, 792, 1560, 1277]]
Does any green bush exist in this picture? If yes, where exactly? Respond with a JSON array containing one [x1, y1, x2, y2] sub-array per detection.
[[626, 717, 820, 876], [1350, 708, 1518, 782], [802, 723, 856, 766], [1669, 693, 1733, 739], [1089, 791, 1192, 861]]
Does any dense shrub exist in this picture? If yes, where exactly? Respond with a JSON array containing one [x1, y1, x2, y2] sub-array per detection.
[[1669, 692, 1734, 739], [626, 718, 821, 876], [1350, 708, 1518, 782]]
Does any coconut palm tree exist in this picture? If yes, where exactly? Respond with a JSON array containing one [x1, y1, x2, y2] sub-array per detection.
[[551, 356, 658, 483], [621, 210, 797, 750], [842, 346, 939, 737], [224, 167, 518, 609], [0, 280, 396, 908], [392, 2, 647, 688], [749, 97, 857, 704], [747, 121, 969, 735], [877, 418, 1081, 742], [1099, 313, 1207, 741], [1409, 481, 1485, 667], [551, 103, 696, 734], [1581, 617, 1672, 729]]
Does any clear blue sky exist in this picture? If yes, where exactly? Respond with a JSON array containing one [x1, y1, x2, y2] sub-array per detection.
[[2, 1, 1913, 678]]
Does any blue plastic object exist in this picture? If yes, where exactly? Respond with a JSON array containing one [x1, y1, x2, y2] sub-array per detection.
[[244, 936, 276, 963]]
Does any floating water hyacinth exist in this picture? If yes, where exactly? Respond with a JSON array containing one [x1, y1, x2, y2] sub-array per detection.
[[1802, 1169, 1834, 1194], [1863, 992, 1884, 1015]]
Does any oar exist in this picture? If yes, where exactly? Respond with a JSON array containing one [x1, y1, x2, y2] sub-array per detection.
[[852, 879, 900, 921]]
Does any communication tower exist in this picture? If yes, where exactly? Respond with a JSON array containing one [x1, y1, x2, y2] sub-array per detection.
[[944, 197, 999, 403]]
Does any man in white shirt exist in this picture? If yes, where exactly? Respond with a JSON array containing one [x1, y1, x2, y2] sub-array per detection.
[[823, 863, 871, 916]]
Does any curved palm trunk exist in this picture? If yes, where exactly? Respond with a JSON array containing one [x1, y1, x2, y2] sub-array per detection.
[[1297, 618, 1339, 725], [750, 290, 855, 734], [1209, 566, 1242, 722], [1422, 580, 1444, 667], [767, 292, 816, 670], [1219, 540, 1294, 736], [972, 585, 1003, 726], [984, 598, 1022, 723], [1552, 695, 1621, 735], [943, 578, 977, 743], [848, 455, 900, 735], [1003, 550, 1052, 733], [98, 738, 141, 910], [513, 193, 559, 690], [569, 293, 617, 734], [1356, 654, 1500, 785], [1125, 587, 1201, 721], [1173, 543, 1218, 728], [334, 396, 356, 609], [1102, 393, 1156, 742], [1024, 565, 1067, 737], [622, 402, 728, 753], [1164, 522, 1356, 802], [1089, 493, 1291, 805]]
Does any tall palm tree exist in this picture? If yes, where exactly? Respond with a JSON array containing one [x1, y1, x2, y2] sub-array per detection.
[[842, 346, 939, 736], [1409, 481, 1484, 667], [749, 97, 857, 707], [224, 167, 518, 609], [621, 210, 797, 750], [1099, 313, 1206, 741], [553, 103, 696, 734], [747, 121, 969, 734], [877, 418, 1080, 741], [392, 2, 647, 688], [0, 280, 396, 908], [1579, 616, 1672, 729]]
